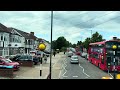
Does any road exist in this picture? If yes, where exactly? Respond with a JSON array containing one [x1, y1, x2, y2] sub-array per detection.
[[60, 54, 113, 79]]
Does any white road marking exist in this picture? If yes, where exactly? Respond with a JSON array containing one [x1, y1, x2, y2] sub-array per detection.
[[61, 58, 68, 78], [108, 73, 113, 78], [73, 76, 78, 77], [79, 63, 90, 78]]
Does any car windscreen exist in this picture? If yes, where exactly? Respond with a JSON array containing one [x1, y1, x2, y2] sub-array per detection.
[[72, 57, 78, 59], [19, 55, 33, 61], [3, 59, 12, 63]]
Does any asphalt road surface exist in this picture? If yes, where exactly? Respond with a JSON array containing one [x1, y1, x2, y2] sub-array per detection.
[[60, 55, 113, 79]]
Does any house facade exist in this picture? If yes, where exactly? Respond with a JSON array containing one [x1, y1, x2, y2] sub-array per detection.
[[0, 23, 10, 56], [0, 23, 49, 56]]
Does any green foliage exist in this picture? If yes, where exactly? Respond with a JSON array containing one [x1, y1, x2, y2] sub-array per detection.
[[82, 31, 103, 50], [72, 44, 77, 48], [77, 41, 82, 45], [52, 36, 72, 51], [91, 32, 103, 43]]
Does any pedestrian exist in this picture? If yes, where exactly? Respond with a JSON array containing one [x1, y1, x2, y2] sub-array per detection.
[[44, 54, 47, 63], [53, 51, 56, 57], [64, 51, 65, 54]]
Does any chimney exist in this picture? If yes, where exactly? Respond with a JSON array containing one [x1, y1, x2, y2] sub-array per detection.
[[113, 37, 117, 40], [30, 32, 34, 36]]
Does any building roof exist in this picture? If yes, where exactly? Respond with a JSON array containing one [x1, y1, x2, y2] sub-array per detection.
[[0, 23, 11, 33], [8, 27, 22, 36], [9, 27, 37, 40]]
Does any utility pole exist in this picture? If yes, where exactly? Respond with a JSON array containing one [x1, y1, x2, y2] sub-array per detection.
[[49, 11, 53, 79], [90, 30, 92, 43], [91, 30, 92, 39]]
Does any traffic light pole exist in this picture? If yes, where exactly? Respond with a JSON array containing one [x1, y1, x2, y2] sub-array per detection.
[[113, 50, 116, 79]]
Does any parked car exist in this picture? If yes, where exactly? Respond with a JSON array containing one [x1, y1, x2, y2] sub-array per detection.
[[0, 58, 20, 70], [33, 55, 39, 65], [67, 51, 73, 57], [81, 52, 87, 58], [10, 54, 22, 61], [70, 55, 79, 64], [75, 51, 82, 56], [16, 54, 39, 65], [0, 65, 13, 69]]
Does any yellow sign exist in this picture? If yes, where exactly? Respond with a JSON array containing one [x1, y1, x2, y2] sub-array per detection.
[[38, 43, 46, 51], [116, 74, 120, 79], [112, 45, 117, 49]]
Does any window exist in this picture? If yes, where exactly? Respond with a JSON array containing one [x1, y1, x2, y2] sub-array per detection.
[[93, 54, 99, 59], [4, 37, 5, 41], [1, 36, 3, 41]]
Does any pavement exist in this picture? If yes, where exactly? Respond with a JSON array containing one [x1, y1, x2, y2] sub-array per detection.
[[0, 52, 65, 79]]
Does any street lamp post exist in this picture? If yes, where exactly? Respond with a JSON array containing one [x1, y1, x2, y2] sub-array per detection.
[[91, 30, 92, 39], [49, 11, 53, 79], [90, 30, 92, 43]]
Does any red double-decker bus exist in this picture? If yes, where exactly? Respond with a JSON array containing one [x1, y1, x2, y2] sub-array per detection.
[[88, 40, 120, 71]]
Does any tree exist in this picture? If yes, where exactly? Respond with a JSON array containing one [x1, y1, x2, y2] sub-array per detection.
[[77, 41, 82, 45], [82, 37, 91, 50], [52, 40, 57, 50], [82, 31, 103, 50], [56, 36, 70, 50], [72, 44, 77, 48], [91, 32, 103, 43]]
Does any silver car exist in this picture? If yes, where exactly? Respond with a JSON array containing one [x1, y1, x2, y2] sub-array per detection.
[[67, 51, 73, 57], [70, 55, 79, 64]]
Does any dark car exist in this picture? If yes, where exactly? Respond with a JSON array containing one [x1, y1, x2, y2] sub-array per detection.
[[33, 55, 39, 65], [11, 54, 22, 61], [16, 54, 39, 65]]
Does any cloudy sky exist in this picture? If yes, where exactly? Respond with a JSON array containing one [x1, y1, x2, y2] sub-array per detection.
[[0, 11, 120, 44]]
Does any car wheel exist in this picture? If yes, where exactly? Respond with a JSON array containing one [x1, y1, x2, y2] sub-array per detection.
[[34, 62, 37, 65]]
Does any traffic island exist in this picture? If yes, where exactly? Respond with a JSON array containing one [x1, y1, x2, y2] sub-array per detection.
[[0, 68, 14, 78], [18, 61, 34, 67]]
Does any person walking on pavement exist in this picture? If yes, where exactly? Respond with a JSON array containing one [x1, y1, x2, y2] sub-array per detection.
[[44, 54, 47, 63], [64, 51, 65, 54], [53, 51, 56, 57]]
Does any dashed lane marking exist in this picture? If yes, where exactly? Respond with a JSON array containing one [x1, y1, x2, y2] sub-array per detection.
[[79, 63, 90, 78], [73, 76, 78, 77]]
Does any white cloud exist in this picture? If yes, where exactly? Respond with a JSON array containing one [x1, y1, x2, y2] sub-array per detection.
[[0, 11, 120, 44]]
